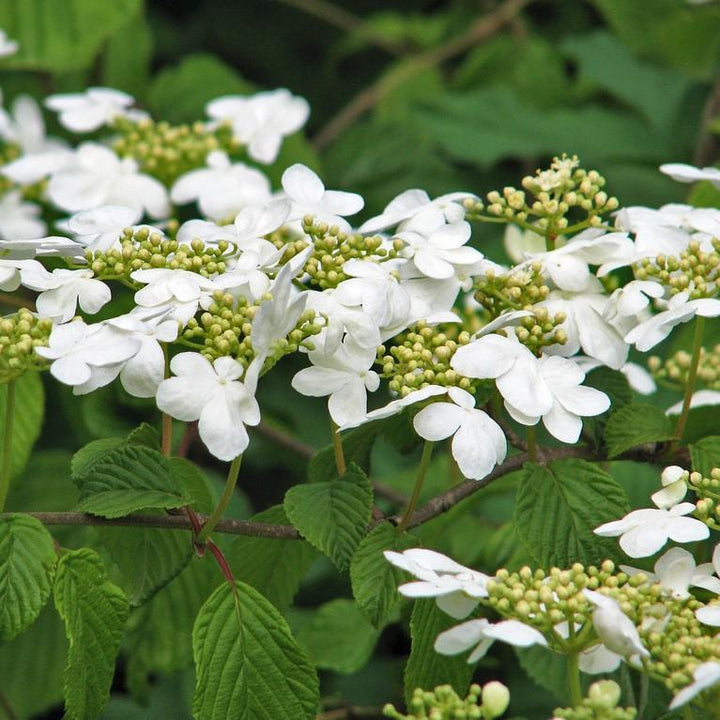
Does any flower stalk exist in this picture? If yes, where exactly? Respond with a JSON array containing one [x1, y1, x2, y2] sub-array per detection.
[[398, 440, 434, 531], [197, 454, 243, 543], [331, 420, 346, 477], [674, 316, 705, 441]]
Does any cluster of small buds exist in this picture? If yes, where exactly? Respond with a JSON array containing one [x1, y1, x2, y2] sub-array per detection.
[[635, 240, 720, 299], [473, 263, 550, 316], [259, 308, 323, 372], [301, 217, 397, 290], [383, 682, 510, 720], [88, 228, 229, 279], [502, 309, 568, 354], [379, 322, 474, 396], [649, 345, 720, 391], [552, 681, 636, 720], [465, 156, 618, 240], [687, 467, 720, 530], [0, 140, 20, 195], [0, 308, 52, 381], [111, 116, 241, 186]]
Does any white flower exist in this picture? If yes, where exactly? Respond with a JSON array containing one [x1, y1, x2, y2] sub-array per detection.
[[384, 548, 491, 619], [650, 465, 688, 509], [605, 280, 665, 319], [291, 337, 379, 427], [358, 189, 474, 234], [156, 353, 260, 461], [206, 89, 309, 164], [412, 387, 507, 480], [621, 546, 720, 600], [0, 30, 18, 57], [666, 389, 720, 416], [63, 205, 143, 253], [583, 590, 649, 662], [281, 164, 363, 230], [594, 503, 709, 558], [34, 319, 140, 391], [47, 143, 170, 218], [625, 291, 720, 352], [660, 162, 720, 189], [0, 258, 44, 291], [20, 266, 111, 323], [669, 662, 720, 710], [45, 87, 135, 133], [434, 618, 547, 663], [573, 356, 656, 395], [0, 191, 46, 240], [170, 151, 272, 221]]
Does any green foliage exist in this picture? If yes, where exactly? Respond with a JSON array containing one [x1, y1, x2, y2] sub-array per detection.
[[0, 0, 142, 72], [74, 445, 189, 518], [351, 521, 415, 627], [582, 367, 633, 446], [0, 372, 44, 479], [690, 435, 720, 477], [514, 459, 629, 567], [227, 505, 317, 608], [284, 463, 373, 571], [308, 425, 378, 483], [192, 580, 319, 720], [296, 598, 381, 674], [604, 403, 675, 459], [404, 599, 474, 707], [53, 548, 129, 720], [0, 513, 56, 642]]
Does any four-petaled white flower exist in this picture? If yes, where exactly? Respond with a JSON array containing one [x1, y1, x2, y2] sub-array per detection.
[[412, 387, 507, 480], [206, 89, 310, 164], [594, 502, 709, 558], [156, 353, 260, 461], [384, 548, 492, 619], [45, 87, 136, 133], [434, 618, 547, 663]]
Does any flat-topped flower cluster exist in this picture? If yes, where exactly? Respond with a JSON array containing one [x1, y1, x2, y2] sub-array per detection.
[[0, 86, 719, 474]]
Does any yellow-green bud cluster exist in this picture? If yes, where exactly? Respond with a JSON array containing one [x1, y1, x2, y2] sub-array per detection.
[[111, 116, 241, 186], [501, 308, 568, 354], [259, 308, 323, 373], [301, 216, 398, 290], [473, 263, 549, 316], [379, 322, 474, 396], [649, 345, 720, 391], [552, 681, 636, 720], [88, 228, 229, 279], [0, 308, 52, 382], [635, 239, 720, 300], [0, 142, 20, 195], [686, 467, 720, 530], [383, 682, 509, 720], [465, 155, 618, 240]]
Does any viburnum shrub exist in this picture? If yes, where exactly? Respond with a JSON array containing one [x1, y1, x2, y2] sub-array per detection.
[[2, 60, 720, 720]]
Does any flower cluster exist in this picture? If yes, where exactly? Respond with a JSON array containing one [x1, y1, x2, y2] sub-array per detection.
[[383, 683, 510, 720]]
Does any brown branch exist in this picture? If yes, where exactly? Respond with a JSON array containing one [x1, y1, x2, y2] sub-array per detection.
[[312, 0, 531, 149], [7, 511, 300, 539], [276, 0, 408, 56], [254, 420, 315, 459]]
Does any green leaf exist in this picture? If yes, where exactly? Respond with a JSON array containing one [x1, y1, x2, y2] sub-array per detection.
[[126, 558, 217, 702], [514, 459, 629, 567], [0, 372, 44, 479], [148, 53, 254, 124], [70, 437, 125, 482], [284, 464, 373, 571], [0, 514, 56, 642], [690, 436, 720, 477], [515, 646, 576, 705], [53, 548, 129, 720], [677, 404, 720, 445], [126, 422, 161, 449], [0, 0, 142, 72], [74, 445, 188, 518], [604, 403, 675, 459], [192, 581, 319, 720], [350, 521, 415, 626], [227, 505, 316, 608], [296, 599, 380, 674], [97, 520, 193, 606], [582, 367, 633, 447], [308, 424, 378, 483], [404, 599, 474, 706], [0, 603, 67, 718], [170, 457, 216, 514]]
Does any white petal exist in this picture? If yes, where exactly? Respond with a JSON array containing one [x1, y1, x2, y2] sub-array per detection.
[[483, 620, 547, 648], [435, 592, 480, 620], [434, 619, 490, 655], [413, 402, 464, 441]]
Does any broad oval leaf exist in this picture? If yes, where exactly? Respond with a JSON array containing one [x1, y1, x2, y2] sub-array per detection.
[[192, 581, 319, 720], [514, 459, 629, 567], [53, 548, 129, 720], [604, 403, 674, 459], [690, 435, 720, 477], [0, 514, 56, 642]]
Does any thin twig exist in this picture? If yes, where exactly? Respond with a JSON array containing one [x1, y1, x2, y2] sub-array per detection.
[[254, 420, 315, 459], [312, 0, 531, 149], [276, 0, 408, 56], [6, 511, 301, 539]]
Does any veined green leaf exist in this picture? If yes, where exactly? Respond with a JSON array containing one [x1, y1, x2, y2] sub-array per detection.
[[604, 403, 674, 459], [690, 436, 720, 477], [192, 581, 319, 720], [53, 548, 129, 720], [0, 372, 44, 479], [0, 513, 56, 642]]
